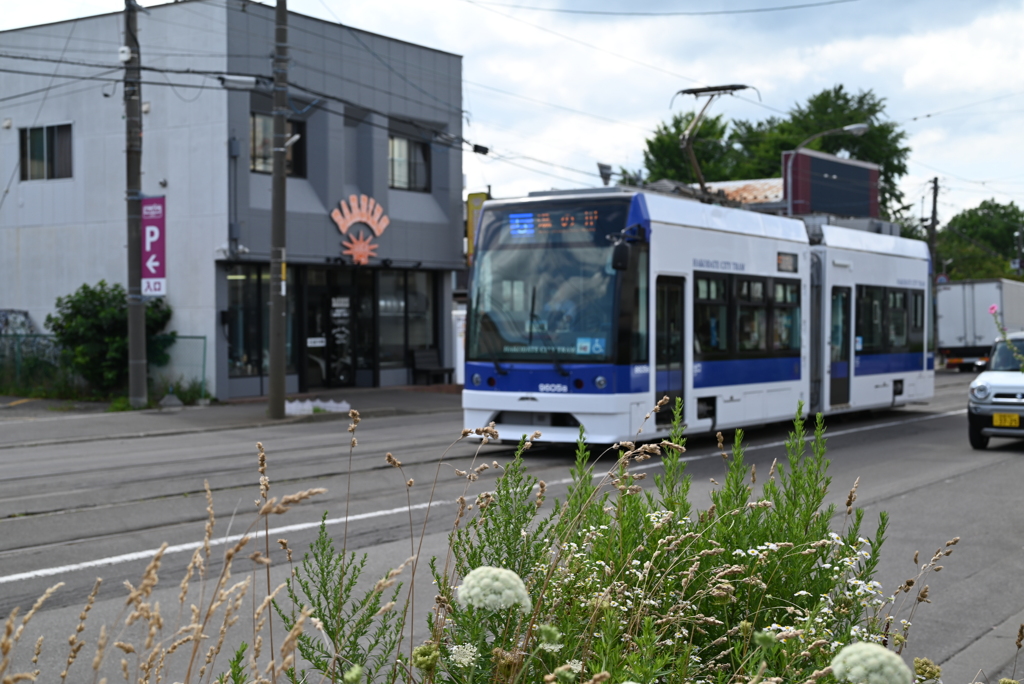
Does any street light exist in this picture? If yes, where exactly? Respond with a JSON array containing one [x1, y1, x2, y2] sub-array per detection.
[[786, 122, 870, 216]]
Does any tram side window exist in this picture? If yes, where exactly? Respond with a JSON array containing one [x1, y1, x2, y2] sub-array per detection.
[[617, 245, 649, 364], [736, 278, 767, 352], [772, 280, 801, 353], [887, 289, 909, 352], [694, 275, 729, 357], [856, 286, 886, 353], [909, 290, 925, 352]]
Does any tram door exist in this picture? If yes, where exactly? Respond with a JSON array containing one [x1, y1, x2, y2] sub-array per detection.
[[655, 276, 686, 426], [830, 287, 851, 405]]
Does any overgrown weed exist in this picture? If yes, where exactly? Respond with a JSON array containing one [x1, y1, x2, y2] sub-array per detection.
[[0, 400, 963, 684]]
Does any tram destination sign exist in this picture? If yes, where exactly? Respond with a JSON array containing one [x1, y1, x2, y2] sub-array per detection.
[[141, 196, 166, 296]]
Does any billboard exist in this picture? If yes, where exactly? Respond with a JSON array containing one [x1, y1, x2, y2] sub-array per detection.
[[782, 149, 880, 218]]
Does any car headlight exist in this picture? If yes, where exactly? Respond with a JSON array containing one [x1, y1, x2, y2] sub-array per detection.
[[970, 383, 992, 401]]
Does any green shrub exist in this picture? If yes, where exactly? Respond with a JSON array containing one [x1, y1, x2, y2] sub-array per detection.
[[424, 403, 893, 684], [45, 281, 176, 396]]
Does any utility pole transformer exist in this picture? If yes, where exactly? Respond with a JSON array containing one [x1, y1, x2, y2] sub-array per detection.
[[125, 0, 147, 409], [267, 0, 289, 419]]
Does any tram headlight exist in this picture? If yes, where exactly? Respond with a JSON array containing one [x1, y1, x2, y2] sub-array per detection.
[[969, 382, 991, 401], [594, 375, 607, 389], [472, 373, 482, 386]]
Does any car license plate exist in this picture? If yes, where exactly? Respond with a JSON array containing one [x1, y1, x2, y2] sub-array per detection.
[[993, 413, 1020, 427]]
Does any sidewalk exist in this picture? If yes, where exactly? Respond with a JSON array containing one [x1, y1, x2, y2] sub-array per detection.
[[0, 384, 463, 449]]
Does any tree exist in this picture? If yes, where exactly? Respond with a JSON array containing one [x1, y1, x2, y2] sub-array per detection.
[[45, 281, 176, 395], [642, 111, 737, 185], [642, 86, 911, 219], [936, 199, 1024, 281]]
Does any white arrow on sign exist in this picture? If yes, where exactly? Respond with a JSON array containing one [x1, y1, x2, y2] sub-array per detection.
[[146, 254, 160, 274]]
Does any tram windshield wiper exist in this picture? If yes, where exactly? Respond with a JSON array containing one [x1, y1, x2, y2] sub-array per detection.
[[491, 353, 508, 376], [551, 350, 570, 377]]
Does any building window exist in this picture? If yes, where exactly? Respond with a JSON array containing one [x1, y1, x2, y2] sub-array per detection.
[[250, 113, 306, 178], [388, 135, 430, 192], [19, 124, 72, 180]]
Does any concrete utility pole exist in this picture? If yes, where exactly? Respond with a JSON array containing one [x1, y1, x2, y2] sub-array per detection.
[[125, 0, 147, 409], [928, 176, 939, 355], [928, 177, 939, 269], [267, 0, 288, 419]]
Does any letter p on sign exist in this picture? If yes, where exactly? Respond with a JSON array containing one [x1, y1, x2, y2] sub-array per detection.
[[141, 196, 167, 296], [145, 224, 160, 252]]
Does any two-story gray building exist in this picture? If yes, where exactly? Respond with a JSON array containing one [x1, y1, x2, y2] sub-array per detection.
[[0, 0, 464, 399]]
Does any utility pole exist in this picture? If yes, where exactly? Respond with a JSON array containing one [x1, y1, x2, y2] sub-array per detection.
[[928, 177, 939, 268], [928, 176, 939, 359], [267, 0, 288, 419], [125, 0, 147, 409]]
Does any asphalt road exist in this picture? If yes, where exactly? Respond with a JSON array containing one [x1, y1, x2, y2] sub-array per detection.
[[1, 371, 1020, 683]]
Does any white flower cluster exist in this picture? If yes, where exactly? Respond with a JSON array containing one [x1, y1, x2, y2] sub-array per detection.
[[831, 642, 912, 684], [565, 659, 583, 674], [457, 566, 533, 613], [448, 644, 478, 668]]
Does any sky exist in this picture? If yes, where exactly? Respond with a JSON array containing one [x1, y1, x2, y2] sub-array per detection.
[[3, 0, 1024, 226]]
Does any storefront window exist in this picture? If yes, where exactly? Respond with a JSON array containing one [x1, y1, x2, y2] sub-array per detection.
[[408, 271, 435, 349], [379, 270, 407, 369], [227, 264, 296, 378], [227, 265, 261, 377]]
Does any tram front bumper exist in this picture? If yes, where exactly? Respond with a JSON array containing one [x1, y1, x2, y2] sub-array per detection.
[[462, 390, 644, 445]]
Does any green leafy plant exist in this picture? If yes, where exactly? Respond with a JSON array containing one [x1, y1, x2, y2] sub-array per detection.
[[423, 402, 912, 684], [45, 280, 176, 395], [214, 642, 249, 684], [275, 514, 407, 684]]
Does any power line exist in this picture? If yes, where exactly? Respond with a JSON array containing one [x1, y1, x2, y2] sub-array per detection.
[[471, 0, 859, 17], [0, 13, 616, 193], [901, 90, 1024, 125], [458, 0, 789, 116], [463, 80, 655, 132]]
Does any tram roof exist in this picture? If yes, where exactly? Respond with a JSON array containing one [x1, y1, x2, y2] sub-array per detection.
[[820, 224, 931, 260], [638, 192, 809, 244]]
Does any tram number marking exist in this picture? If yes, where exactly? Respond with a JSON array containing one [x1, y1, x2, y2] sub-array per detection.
[[538, 383, 569, 393]]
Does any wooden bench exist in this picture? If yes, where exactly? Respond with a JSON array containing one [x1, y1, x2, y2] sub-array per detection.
[[410, 348, 454, 385]]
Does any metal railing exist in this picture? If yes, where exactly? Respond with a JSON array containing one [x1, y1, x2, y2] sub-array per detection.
[[0, 334, 208, 401]]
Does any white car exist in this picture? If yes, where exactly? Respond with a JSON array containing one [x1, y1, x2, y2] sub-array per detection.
[[968, 332, 1024, 449]]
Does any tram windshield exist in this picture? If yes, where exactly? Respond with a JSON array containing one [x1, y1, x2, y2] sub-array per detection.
[[468, 197, 633, 363]]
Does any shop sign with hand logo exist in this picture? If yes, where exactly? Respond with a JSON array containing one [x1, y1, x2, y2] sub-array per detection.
[[329, 195, 390, 265]]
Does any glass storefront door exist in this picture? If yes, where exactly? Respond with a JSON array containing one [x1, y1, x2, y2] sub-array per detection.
[[300, 265, 439, 391], [304, 267, 356, 388]]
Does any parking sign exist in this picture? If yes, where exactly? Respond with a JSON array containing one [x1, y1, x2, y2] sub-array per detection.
[[141, 197, 166, 296]]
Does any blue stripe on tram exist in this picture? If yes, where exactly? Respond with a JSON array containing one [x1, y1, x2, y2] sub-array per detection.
[[854, 352, 925, 375], [693, 357, 801, 388]]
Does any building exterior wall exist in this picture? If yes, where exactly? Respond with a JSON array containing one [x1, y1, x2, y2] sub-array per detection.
[[0, 0, 463, 400], [0, 3, 230, 395]]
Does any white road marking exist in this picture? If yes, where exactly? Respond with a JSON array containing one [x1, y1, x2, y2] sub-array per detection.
[[0, 501, 449, 585], [0, 408, 967, 586]]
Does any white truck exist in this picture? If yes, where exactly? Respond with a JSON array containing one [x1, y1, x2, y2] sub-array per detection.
[[936, 278, 1024, 371]]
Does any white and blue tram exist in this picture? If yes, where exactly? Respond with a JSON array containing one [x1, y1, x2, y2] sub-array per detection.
[[462, 188, 933, 444]]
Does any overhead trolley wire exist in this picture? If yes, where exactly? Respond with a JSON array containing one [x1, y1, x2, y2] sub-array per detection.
[[470, 0, 860, 17], [458, 0, 790, 116]]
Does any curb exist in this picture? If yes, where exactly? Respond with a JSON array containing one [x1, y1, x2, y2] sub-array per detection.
[[0, 404, 457, 450]]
